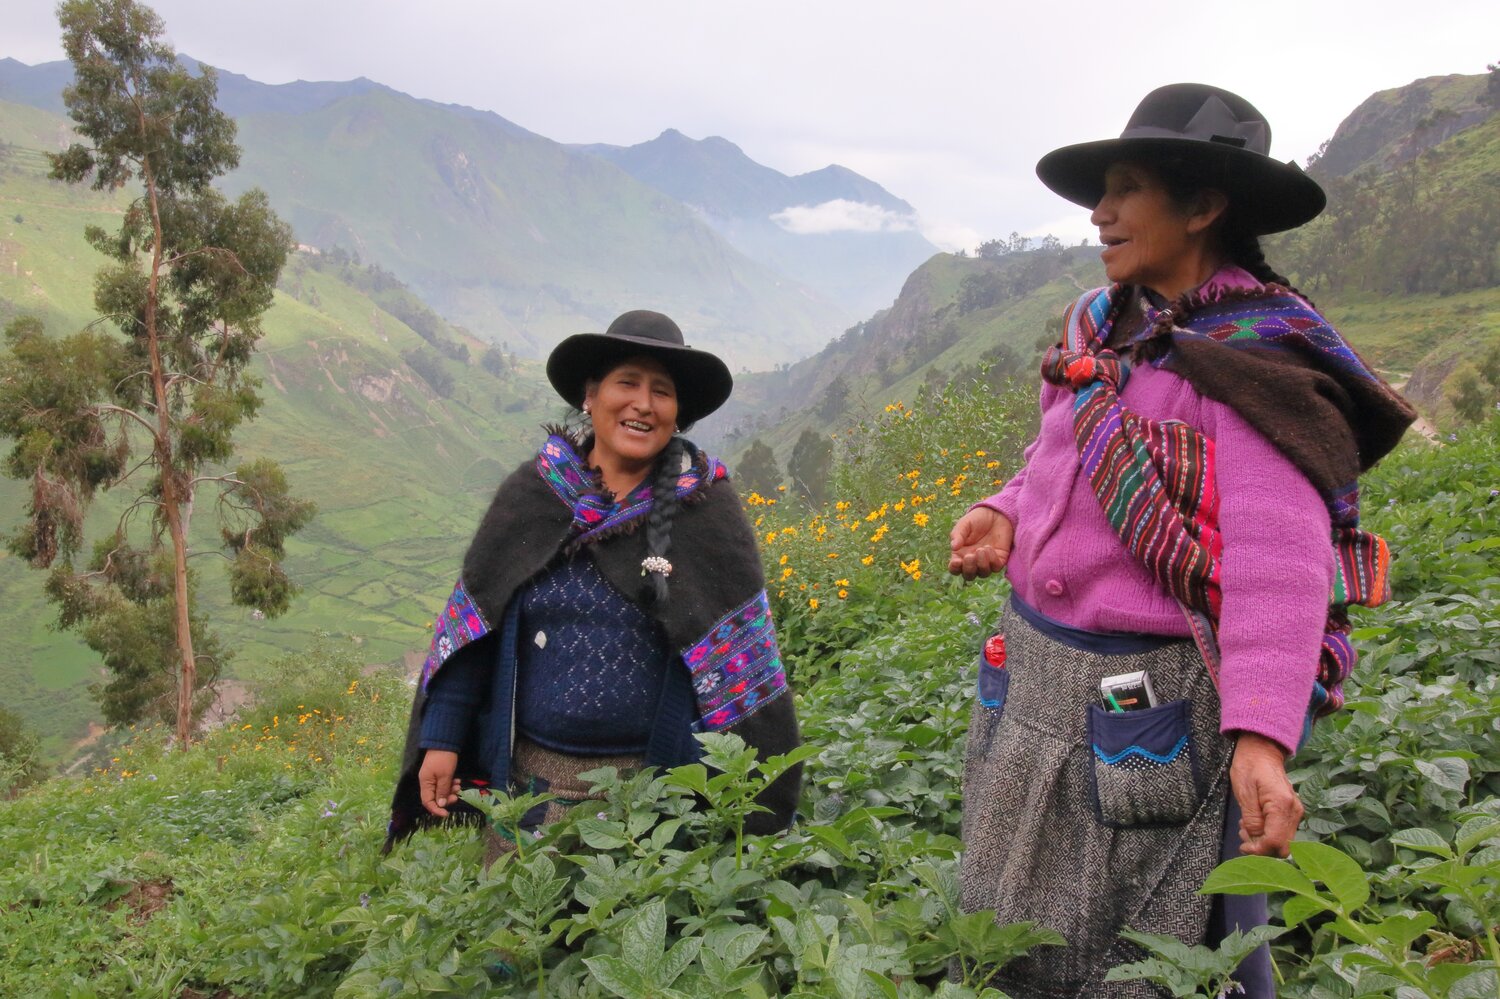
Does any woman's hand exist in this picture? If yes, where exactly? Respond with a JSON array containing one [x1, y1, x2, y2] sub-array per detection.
[[948, 506, 1014, 581], [1230, 732, 1303, 857], [418, 749, 462, 818]]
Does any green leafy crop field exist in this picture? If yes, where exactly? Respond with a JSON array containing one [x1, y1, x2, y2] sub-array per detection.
[[2, 384, 1494, 998]]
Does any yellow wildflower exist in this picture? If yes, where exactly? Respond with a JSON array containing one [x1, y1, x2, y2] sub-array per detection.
[[809, 598, 820, 609], [861, 554, 874, 566], [834, 578, 850, 587], [779, 554, 789, 565], [913, 512, 929, 527], [838, 589, 849, 599]]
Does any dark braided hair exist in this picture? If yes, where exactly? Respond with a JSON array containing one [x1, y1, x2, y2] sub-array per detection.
[[642, 436, 686, 608], [1223, 231, 1317, 310]]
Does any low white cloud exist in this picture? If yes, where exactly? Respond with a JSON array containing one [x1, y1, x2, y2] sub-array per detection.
[[1026, 213, 1099, 248], [916, 218, 981, 253], [770, 199, 917, 235]]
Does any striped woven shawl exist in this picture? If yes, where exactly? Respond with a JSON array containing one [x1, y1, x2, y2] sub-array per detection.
[[1041, 282, 1414, 717]]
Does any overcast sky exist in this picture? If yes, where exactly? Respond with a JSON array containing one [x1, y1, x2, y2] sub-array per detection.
[[7, 1, 1496, 249]]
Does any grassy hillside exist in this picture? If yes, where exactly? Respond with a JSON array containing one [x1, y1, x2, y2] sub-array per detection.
[[714, 247, 1101, 463], [0, 124, 560, 762]]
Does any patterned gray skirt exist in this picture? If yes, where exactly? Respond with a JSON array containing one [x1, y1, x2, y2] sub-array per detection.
[[960, 603, 1233, 998]]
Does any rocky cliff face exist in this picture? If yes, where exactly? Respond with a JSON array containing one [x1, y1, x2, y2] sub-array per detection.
[[1313, 72, 1495, 179]]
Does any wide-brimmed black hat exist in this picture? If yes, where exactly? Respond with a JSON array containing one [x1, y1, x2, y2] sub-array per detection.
[[546, 310, 733, 428], [1036, 83, 1326, 235]]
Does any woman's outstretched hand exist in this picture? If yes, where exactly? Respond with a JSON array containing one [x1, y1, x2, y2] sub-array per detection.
[[1230, 732, 1303, 857], [418, 749, 462, 818], [949, 506, 1015, 581]]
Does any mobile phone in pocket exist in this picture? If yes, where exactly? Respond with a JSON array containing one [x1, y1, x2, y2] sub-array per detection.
[[1099, 670, 1157, 712]]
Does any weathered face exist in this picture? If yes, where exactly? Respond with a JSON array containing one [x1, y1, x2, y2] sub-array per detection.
[[1090, 162, 1210, 298], [583, 355, 679, 474]]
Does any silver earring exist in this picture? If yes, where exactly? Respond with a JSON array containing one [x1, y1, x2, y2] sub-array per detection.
[[583, 403, 591, 414], [674, 424, 680, 433]]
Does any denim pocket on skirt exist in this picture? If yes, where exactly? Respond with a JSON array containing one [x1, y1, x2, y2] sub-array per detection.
[[977, 657, 1010, 716], [1087, 698, 1198, 828]]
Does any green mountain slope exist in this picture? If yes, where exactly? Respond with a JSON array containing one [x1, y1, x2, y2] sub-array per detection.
[[218, 88, 846, 368], [1312, 71, 1495, 178], [1274, 72, 1500, 417], [0, 115, 560, 759], [716, 246, 1102, 462], [2, 59, 849, 368]]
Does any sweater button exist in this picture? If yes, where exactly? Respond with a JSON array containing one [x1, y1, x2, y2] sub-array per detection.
[[1044, 579, 1065, 597]]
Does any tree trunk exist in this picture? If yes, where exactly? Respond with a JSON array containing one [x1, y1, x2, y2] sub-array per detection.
[[140, 149, 197, 751], [165, 478, 196, 750]]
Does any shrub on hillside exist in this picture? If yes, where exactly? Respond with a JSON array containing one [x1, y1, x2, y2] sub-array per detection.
[[0, 706, 43, 795]]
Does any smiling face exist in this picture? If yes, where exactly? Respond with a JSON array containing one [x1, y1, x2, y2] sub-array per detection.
[[1090, 161, 1228, 301], [584, 355, 679, 483]]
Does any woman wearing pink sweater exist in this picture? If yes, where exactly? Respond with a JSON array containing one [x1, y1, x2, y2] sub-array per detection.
[[948, 84, 1414, 997]]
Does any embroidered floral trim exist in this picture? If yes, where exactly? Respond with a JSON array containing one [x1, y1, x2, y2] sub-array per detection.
[[420, 578, 490, 691], [682, 590, 788, 731]]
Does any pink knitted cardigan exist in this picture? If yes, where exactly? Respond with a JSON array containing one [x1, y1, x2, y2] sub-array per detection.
[[977, 294, 1332, 755]]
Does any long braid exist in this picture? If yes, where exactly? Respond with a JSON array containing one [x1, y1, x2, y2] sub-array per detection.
[[643, 436, 686, 608], [1226, 231, 1317, 310]]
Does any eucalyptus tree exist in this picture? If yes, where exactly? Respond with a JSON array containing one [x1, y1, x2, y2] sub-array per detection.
[[0, 0, 313, 747]]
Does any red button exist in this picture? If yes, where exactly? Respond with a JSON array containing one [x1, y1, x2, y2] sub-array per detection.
[[1045, 579, 1065, 596], [984, 633, 1007, 668]]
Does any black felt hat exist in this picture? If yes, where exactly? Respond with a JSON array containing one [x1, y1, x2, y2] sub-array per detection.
[[546, 310, 733, 427], [1036, 83, 1326, 236]]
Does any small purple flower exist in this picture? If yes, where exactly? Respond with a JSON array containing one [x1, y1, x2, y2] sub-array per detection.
[[146, 774, 157, 781], [321, 799, 338, 818], [1448, 434, 1458, 442], [596, 811, 608, 821], [359, 893, 371, 908], [532, 829, 544, 840]]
